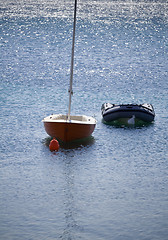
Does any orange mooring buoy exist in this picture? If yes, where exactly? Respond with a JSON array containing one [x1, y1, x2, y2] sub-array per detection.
[[49, 138, 60, 152]]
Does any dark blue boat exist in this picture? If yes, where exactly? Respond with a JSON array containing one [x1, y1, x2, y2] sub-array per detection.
[[101, 103, 155, 124]]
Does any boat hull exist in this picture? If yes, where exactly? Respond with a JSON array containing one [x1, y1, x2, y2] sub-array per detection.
[[101, 103, 155, 123], [43, 114, 96, 142]]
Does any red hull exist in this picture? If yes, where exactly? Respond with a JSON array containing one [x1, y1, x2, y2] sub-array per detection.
[[43, 121, 96, 142]]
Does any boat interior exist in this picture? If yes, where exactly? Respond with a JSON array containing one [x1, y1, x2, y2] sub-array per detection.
[[49, 114, 90, 122]]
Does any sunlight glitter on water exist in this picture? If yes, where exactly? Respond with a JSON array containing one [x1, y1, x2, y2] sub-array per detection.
[[0, 1, 168, 240]]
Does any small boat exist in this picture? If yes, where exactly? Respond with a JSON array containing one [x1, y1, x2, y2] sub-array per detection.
[[101, 103, 155, 124], [43, 114, 96, 142], [42, 0, 96, 142]]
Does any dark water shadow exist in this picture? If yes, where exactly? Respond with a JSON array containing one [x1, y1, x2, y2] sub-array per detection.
[[102, 118, 154, 129], [42, 135, 95, 150]]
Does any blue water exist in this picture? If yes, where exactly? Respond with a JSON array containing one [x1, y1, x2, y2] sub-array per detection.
[[0, 1, 168, 239]]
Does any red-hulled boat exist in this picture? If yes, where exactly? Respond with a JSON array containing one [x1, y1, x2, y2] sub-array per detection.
[[42, 0, 96, 142], [43, 114, 96, 142]]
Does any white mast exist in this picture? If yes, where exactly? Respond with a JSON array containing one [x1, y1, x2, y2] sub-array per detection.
[[68, 0, 77, 121]]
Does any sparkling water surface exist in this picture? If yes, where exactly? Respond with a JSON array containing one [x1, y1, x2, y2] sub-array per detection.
[[0, 1, 168, 239]]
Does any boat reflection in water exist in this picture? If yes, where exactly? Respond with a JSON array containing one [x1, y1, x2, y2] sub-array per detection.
[[43, 135, 95, 150]]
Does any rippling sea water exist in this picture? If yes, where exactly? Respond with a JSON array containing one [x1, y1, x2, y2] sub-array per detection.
[[0, 1, 168, 239]]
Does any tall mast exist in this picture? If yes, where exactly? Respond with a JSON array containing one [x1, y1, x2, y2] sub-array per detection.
[[68, 0, 77, 120]]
